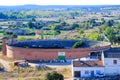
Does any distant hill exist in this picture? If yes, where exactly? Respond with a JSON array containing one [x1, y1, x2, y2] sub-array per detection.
[[0, 5, 120, 11]]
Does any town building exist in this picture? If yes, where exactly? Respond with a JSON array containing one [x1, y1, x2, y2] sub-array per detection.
[[72, 48, 120, 79]]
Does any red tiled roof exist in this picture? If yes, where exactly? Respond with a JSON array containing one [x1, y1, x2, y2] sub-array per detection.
[[73, 60, 103, 67]]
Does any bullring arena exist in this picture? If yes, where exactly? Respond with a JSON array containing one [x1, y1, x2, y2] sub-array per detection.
[[2, 39, 111, 61]]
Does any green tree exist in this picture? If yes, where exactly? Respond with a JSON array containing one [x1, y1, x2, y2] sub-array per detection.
[[82, 21, 90, 29], [18, 37, 27, 41], [79, 29, 84, 34], [115, 34, 120, 43], [46, 71, 64, 80], [27, 21, 35, 28], [54, 30, 61, 35], [107, 20, 114, 27], [101, 18, 106, 24], [98, 24, 108, 33], [11, 32, 17, 38], [89, 19, 96, 26], [116, 23, 120, 29], [88, 31, 101, 40], [60, 21, 68, 26], [105, 27, 116, 44], [73, 41, 84, 48], [105, 27, 114, 36], [71, 23, 79, 29]]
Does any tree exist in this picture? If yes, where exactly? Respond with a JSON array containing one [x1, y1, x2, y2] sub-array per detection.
[[54, 30, 61, 35], [71, 23, 79, 29], [18, 37, 27, 41], [101, 18, 106, 24], [115, 34, 120, 43], [0, 12, 8, 19], [88, 31, 101, 40], [104, 27, 114, 36], [116, 23, 120, 29], [79, 29, 84, 34], [107, 20, 114, 27], [60, 21, 68, 26], [27, 21, 35, 28], [46, 71, 64, 80], [89, 19, 96, 26], [105, 27, 116, 44], [11, 32, 17, 38], [82, 21, 90, 29], [73, 41, 84, 48], [98, 24, 108, 33]]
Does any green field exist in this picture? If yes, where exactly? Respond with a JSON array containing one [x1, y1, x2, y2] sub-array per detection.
[[0, 40, 2, 50], [0, 31, 3, 36]]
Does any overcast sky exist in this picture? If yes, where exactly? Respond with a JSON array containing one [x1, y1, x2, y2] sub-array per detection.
[[0, 0, 120, 6]]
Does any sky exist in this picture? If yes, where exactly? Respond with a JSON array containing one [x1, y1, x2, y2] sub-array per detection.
[[0, 0, 120, 6]]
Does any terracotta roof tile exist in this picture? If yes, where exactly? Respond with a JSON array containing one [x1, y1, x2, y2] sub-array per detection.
[[73, 60, 103, 67]]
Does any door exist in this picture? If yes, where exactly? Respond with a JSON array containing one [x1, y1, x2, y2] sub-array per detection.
[[91, 71, 94, 77], [74, 71, 81, 77]]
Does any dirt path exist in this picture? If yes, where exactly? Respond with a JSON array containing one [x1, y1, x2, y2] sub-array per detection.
[[0, 59, 12, 71]]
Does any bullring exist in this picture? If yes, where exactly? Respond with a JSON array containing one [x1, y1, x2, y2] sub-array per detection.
[[3, 39, 111, 61]]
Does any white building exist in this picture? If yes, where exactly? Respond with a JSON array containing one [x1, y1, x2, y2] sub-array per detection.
[[72, 60, 104, 79], [103, 48, 120, 76], [72, 48, 120, 79]]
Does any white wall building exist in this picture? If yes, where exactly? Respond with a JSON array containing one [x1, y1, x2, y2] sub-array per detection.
[[103, 48, 120, 76], [72, 60, 104, 79], [72, 48, 120, 79]]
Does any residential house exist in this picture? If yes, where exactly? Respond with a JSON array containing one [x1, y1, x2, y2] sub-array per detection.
[[103, 48, 120, 76], [72, 60, 104, 79], [72, 48, 120, 79]]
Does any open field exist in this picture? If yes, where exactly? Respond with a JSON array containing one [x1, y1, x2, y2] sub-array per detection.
[[0, 54, 72, 80], [0, 31, 3, 36], [0, 64, 72, 80]]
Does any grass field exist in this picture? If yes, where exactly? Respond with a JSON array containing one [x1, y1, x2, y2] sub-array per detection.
[[0, 31, 3, 36], [0, 64, 72, 80], [0, 40, 2, 50], [0, 54, 72, 80]]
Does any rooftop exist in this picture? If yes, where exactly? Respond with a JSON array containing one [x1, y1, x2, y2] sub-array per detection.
[[73, 60, 103, 67], [104, 48, 120, 58]]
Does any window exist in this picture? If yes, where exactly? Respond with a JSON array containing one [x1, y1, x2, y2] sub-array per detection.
[[113, 60, 117, 64], [74, 71, 81, 77], [85, 70, 89, 74]]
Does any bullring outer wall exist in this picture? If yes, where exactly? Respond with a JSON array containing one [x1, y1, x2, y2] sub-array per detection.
[[6, 45, 111, 61]]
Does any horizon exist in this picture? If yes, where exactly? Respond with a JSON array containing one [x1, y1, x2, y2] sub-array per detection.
[[0, 4, 120, 7], [0, 0, 120, 6]]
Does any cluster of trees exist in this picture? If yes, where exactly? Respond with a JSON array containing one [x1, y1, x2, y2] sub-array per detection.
[[0, 10, 83, 20], [98, 23, 120, 44]]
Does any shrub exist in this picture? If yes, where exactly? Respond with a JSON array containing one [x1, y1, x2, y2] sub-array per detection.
[[45, 71, 64, 80], [72, 41, 84, 48]]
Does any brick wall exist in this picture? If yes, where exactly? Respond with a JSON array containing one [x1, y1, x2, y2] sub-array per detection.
[[2, 39, 6, 55], [6, 45, 111, 61]]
